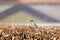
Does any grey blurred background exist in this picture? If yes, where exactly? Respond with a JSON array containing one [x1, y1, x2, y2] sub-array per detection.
[[0, 3, 60, 23]]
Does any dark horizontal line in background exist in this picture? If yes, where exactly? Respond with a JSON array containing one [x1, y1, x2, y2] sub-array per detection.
[[0, 2, 18, 5], [0, 2, 60, 5], [24, 3, 60, 5]]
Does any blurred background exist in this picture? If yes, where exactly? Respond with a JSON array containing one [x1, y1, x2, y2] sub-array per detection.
[[0, 0, 60, 23]]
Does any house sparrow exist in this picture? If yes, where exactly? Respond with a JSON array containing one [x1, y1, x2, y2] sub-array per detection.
[[30, 20, 38, 27]]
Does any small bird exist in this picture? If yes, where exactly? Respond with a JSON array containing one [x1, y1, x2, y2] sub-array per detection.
[[30, 20, 38, 27]]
